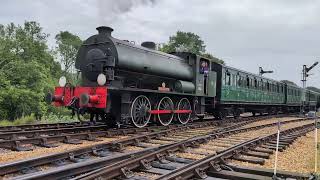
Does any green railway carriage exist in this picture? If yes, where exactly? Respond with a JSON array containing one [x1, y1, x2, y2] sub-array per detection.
[[209, 62, 286, 118], [220, 66, 285, 104]]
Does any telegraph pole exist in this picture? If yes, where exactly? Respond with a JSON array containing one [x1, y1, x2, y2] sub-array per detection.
[[259, 67, 273, 76], [301, 62, 318, 114]]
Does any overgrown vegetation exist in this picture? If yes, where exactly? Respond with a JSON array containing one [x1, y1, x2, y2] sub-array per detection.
[[0, 21, 82, 123], [0, 112, 77, 126]]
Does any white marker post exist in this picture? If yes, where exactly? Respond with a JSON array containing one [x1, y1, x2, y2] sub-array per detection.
[[315, 117, 318, 173], [273, 118, 281, 178]]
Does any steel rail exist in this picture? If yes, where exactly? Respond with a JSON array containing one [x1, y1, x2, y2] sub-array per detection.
[[0, 121, 101, 133]]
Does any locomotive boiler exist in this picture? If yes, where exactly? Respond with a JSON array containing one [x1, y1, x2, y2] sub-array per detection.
[[77, 26, 194, 84]]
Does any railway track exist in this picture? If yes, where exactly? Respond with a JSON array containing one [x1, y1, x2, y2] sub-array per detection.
[[74, 119, 315, 180], [0, 115, 280, 151], [0, 115, 309, 179]]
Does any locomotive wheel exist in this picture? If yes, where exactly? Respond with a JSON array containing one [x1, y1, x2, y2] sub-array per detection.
[[157, 97, 174, 126], [130, 95, 151, 128], [177, 98, 191, 124]]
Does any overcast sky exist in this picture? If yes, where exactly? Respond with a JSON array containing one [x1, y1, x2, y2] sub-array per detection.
[[1, 0, 320, 87]]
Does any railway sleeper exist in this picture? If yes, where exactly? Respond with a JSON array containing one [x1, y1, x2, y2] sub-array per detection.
[[250, 147, 274, 154], [242, 151, 270, 159], [151, 161, 177, 170], [12, 140, 33, 151], [270, 139, 293, 144], [232, 155, 265, 165], [63, 136, 82, 144], [225, 163, 311, 179], [165, 156, 194, 164], [36, 138, 58, 148], [207, 169, 273, 180], [91, 149, 114, 157], [260, 145, 284, 152], [265, 142, 287, 148]]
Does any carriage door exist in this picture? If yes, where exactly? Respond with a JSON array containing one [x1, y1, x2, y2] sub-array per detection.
[[207, 71, 217, 97]]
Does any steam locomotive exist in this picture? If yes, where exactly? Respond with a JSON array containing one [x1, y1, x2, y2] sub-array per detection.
[[47, 26, 320, 127]]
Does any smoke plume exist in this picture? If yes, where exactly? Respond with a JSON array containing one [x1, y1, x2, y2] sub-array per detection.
[[97, 0, 156, 25]]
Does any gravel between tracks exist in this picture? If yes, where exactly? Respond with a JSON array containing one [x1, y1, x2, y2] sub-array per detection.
[[230, 123, 317, 174], [241, 117, 302, 129]]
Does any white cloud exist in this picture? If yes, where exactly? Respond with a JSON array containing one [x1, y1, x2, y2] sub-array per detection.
[[1, 0, 320, 86]]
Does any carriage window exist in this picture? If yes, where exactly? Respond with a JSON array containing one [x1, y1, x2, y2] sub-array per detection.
[[237, 74, 241, 86], [225, 72, 231, 86], [246, 77, 250, 87], [273, 84, 275, 92], [232, 74, 236, 86]]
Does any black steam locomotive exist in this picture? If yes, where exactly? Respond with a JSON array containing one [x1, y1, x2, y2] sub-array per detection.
[[48, 26, 319, 128]]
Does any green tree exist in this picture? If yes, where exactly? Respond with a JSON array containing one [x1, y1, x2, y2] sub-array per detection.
[[55, 31, 82, 74], [160, 31, 224, 64], [0, 21, 61, 120]]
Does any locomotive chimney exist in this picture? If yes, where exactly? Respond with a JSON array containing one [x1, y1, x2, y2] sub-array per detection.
[[96, 26, 113, 37], [141, 41, 156, 50]]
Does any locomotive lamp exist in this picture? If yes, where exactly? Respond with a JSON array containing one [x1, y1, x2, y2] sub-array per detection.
[[58, 76, 67, 87], [97, 73, 106, 86]]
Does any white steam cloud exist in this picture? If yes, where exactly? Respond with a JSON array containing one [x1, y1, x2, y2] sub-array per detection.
[[97, 0, 156, 25]]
